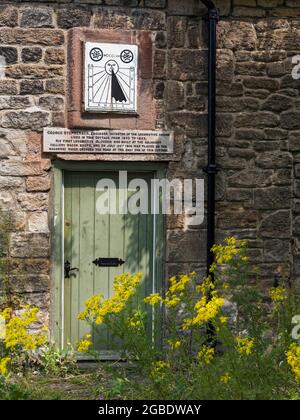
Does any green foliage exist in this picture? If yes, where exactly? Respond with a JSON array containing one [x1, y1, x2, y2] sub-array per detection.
[[38, 343, 78, 377], [0, 210, 14, 309], [78, 237, 300, 400], [0, 376, 32, 400]]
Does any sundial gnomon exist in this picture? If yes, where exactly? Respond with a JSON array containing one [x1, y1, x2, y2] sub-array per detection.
[[85, 42, 138, 113]]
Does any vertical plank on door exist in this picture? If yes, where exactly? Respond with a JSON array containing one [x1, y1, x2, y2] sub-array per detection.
[[63, 173, 72, 346], [93, 173, 110, 350], [108, 173, 125, 350], [70, 173, 80, 346], [78, 173, 95, 341]]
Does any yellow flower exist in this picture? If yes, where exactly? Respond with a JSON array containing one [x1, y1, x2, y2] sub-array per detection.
[[78, 294, 103, 322], [196, 276, 215, 295], [78, 273, 143, 325], [167, 339, 181, 350], [220, 372, 231, 384], [210, 237, 248, 271], [286, 343, 300, 381], [0, 320, 5, 340], [144, 293, 162, 305], [0, 308, 12, 321], [219, 316, 228, 324], [0, 357, 11, 377], [150, 360, 170, 380], [169, 274, 191, 294], [164, 295, 181, 308], [269, 286, 287, 303], [197, 345, 215, 365], [182, 318, 193, 330], [77, 334, 93, 353], [2, 306, 47, 351], [193, 296, 224, 325], [127, 310, 144, 330], [236, 337, 254, 356], [209, 262, 217, 273]]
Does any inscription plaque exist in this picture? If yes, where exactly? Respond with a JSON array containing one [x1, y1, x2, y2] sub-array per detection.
[[43, 128, 174, 154]]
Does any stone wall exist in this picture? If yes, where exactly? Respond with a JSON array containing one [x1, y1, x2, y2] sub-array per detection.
[[0, 0, 300, 330]]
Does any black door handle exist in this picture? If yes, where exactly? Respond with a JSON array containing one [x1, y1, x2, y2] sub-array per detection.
[[64, 261, 79, 278]]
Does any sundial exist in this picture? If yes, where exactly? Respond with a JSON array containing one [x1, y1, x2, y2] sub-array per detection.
[[84, 42, 138, 113]]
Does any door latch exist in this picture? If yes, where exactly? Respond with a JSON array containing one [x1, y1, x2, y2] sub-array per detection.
[[64, 261, 79, 278]]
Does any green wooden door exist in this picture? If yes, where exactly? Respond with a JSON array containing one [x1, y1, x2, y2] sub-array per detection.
[[63, 171, 159, 354]]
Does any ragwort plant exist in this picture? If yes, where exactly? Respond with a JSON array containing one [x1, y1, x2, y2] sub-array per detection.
[[0, 305, 48, 377], [78, 237, 300, 400]]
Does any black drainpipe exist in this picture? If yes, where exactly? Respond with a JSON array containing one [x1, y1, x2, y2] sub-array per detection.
[[200, 0, 219, 279]]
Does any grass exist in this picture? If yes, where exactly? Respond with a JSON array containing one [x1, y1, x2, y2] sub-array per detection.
[[7, 372, 100, 400], [3, 363, 138, 400], [2, 360, 300, 400]]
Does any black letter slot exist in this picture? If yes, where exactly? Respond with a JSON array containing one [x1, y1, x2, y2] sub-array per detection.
[[93, 258, 125, 267]]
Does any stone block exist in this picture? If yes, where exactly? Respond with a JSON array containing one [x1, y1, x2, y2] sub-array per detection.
[[0, 6, 18, 27], [264, 239, 290, 262], [94, 8, 166, 30], [26, 176, 51, 192], [45, 79, 65, 95], [167, 81, 184, 111], [20, 7, 53, 28], [0, 28, 64, 46], [243, 77, 280, 91], [280, 112, 300, 130], [44, 48, 65, 64], [167, 229, 206, 262], [235, 112, 279, 128], [153, 49, 166, 79], [167, 16, 187, 48], [0, 46, 17, 64], [18, 193, 48, 211], [2, 111, 50, 131], [168, 49, 207, 81], [217, 21, 257, 50], [9, 275, 50, 293], [38, 96, 64, 111], [260, 210, 290, 238], [6, 64, 63, 79], [168, 0, 205, 16], [255, 151, 292, 168], [0, 96, 32, 110], [57, 7, 91, 29], [0, 161, 43, 177], [254, 187, 291, 210], [228, 168, 273, 188], [258, 28, 300, 50], [10, 233, 49, 258], [28, 211, 49, 233], [20, 80, 44, 95], [21, 47, 42, 63], [0, 80, 18, 95]]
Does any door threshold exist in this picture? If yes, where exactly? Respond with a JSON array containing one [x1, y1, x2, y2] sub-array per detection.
[[76, 351, 124, 362]]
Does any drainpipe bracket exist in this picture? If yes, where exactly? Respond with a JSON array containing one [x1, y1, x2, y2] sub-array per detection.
[[208, 8, 219, 21], [203, 8, 219, 22], [203, 164, 219, 175]]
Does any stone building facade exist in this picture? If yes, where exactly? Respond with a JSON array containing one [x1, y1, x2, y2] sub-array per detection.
[[0, 0, 299, 340]]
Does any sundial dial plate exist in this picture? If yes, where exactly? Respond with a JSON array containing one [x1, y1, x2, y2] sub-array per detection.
[[84, 42, 138, 114]]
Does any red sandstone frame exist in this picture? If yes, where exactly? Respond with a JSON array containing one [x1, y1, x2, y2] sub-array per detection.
[[67, 28, 156, 130]]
